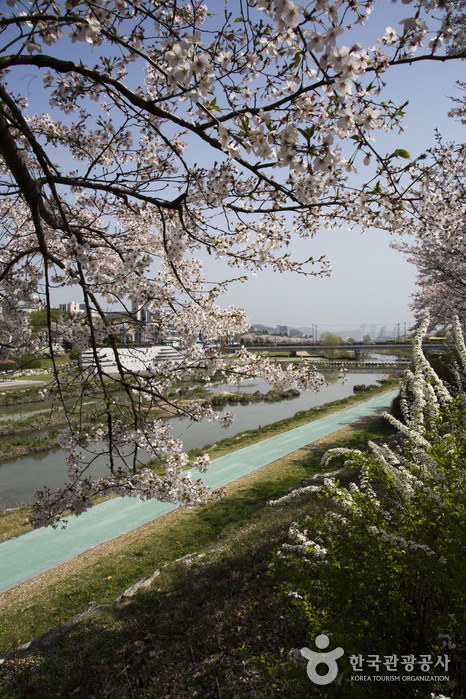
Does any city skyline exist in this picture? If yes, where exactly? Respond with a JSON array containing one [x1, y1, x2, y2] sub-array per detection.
[[249, 320, 413, 341]]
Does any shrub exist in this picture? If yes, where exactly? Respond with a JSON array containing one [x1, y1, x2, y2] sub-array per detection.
[[270, 316, 466, 697]]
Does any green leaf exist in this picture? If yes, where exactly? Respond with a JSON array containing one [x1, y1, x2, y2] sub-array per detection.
[[292, 51, 302, 69], [240, 117, 250, 134], [298, 126, 315, 142], [391, 149, 411, 160], [207, 98, 221, 113]]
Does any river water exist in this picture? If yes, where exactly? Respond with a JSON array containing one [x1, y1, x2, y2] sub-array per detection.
[[0, 371, 394, 510]]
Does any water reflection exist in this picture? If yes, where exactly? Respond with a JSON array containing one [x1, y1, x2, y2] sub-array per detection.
[[365, 353, 403, 364], [0, 372, 391, 510]]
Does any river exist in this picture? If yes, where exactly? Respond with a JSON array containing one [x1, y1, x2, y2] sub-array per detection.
[[0, 371, 395, 510]]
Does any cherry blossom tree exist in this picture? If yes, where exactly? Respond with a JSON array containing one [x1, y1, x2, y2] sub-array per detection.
[[390, 140, 465, 330], [0, 0, 464, 525], [448, 81, 466, 123], [400, 235, 466, 330]]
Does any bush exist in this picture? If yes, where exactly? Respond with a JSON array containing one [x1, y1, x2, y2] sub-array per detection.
[[18, 357, 45, 369], [273, 400, 464, 696], [211, 394, 228, 407], [270, 315, 466, 697]]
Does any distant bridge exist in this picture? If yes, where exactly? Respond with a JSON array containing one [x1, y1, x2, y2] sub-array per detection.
[[239, 342, 446, 361]]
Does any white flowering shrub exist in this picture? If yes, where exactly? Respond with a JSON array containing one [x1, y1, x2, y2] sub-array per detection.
[[271, 316, 465, 695]]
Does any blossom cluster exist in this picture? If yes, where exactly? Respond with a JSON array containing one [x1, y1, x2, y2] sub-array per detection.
[[273, 314, 465, 569], [389, 142, 466, 328]]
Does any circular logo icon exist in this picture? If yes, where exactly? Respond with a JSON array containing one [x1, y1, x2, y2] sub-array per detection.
[[301, 634, 344, 685]]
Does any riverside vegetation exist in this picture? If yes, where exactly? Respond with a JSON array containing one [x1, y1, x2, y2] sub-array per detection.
[[0, 378, 397, 540], [0, 356, 393, 465], [0, 408, 396, 697], [0, 322, 462, 697], [0, 373, 308, 464]]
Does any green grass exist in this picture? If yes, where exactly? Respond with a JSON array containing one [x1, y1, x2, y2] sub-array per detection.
[[0, 411, 64, 437], [0, 507, 32, 544], [0, 381, 399, 543], [0, 386, 46, 405], [0, 431, 60, 464], [0, 412, 395, 697]]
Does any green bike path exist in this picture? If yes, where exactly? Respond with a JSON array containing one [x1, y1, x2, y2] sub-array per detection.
[[0, 390, 398, 593]]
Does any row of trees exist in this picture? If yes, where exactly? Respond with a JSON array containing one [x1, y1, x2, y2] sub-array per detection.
[[0, 0, 464, 523]]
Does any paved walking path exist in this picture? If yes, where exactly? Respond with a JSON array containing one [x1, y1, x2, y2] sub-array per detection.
[[0, 379, 45, 388], [0, 390, 398, 593]]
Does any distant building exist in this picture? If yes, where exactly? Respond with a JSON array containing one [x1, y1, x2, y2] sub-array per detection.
[[1, 296, 42, 316], [276, 325, 288, 336], [59, 302, 83, 314], [131, 299, 151, 323]]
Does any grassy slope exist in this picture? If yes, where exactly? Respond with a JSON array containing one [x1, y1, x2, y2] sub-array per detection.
[[0, 404, 396, 697]]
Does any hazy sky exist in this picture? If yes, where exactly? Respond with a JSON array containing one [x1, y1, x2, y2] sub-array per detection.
[[208, 54, 463, 333], [211, 22, 464, 333], [41, 1, 464, 333]]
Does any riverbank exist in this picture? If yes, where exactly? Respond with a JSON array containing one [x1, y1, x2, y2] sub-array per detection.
[[0, 379, 398, 530], [0, 386, 311, 463], [0, 397, 396, 664], [0, 431, 60, 463]]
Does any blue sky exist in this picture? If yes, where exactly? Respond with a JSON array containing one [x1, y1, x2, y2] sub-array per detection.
[[206, 56, 463, 332], [197, 2, 464, 332], [23, 0, 463, 333]]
